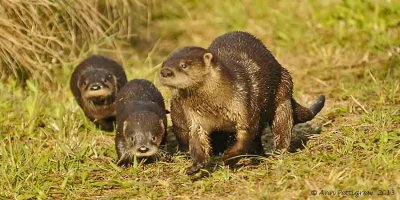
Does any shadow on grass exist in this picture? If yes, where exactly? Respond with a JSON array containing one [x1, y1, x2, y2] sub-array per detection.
[[113, 122, 323, 179], [186, 123, 323, 180]]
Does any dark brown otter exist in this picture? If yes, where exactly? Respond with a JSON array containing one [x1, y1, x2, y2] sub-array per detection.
[[70, 55, 127, 131], [115, 79, 168, 166], [159, 31, 325, 175]]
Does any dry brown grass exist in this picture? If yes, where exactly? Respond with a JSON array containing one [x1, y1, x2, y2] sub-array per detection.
[[0, 0, 149, 86]]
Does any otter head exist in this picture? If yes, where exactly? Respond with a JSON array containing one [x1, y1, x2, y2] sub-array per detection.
[[159, 47, 214, 89], [78, 68, 117, 105], [116, 112, 165, 165]]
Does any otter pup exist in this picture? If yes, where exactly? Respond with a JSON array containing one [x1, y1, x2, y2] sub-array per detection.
[[159, 31, 325, 175], [70, 55, 127, 131], [115, 79, 168, 166]]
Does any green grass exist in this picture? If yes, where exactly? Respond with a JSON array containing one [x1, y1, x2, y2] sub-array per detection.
[[1, 0, 400, 199]]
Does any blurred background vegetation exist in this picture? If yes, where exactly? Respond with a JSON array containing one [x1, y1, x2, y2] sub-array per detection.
[[0, 0, 399, 199], [0, 0, 149, 86], [1, 0, 398, 87]]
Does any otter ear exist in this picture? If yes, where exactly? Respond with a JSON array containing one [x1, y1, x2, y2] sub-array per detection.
[[203, 52, 213, 67]]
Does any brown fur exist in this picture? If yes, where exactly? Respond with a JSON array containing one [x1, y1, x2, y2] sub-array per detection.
[[70, 55, 127, 131], [115, 79, 168, 166], [159, 31, 325, 175]]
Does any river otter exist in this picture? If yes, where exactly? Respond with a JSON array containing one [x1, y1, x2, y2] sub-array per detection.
[[159, 31, 325, 175], [70, 55, 127, 131], [115, 79, 168, 166]]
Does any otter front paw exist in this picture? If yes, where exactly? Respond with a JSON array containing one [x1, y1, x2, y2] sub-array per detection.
[[185, 163, 203, 175]]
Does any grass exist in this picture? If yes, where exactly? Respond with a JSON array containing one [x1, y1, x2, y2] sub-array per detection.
[[0, 0, 150, 86], [1, 0, 400, 199]]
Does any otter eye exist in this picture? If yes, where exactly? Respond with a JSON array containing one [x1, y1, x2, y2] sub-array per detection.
[[83, 80, 89, 86], [107, 74, 113, 79], [180, 63, 187, 69], [152, 136, 156, 142]]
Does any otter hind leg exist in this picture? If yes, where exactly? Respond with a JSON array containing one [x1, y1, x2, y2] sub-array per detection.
[[272, 99, 293, 150], [222, 126, 257, 163]]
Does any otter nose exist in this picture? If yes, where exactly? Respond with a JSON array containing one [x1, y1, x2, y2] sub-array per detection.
[[160, 68, 174, 78], [89, 83, 102, 91], [138, 146, 149, 153]]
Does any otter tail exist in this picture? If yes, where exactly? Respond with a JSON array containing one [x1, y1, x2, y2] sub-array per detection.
[[291, 95, 325, 124]]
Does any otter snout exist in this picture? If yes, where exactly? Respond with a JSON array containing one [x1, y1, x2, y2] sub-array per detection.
[[138, 146, 149, 153], [89, 83, 103, 91], [160, 68, 174, 78]]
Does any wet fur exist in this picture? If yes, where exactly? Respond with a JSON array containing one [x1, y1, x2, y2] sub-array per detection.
[[115, 79, 168, 166], [70, 55, 127, 131], [160, 31, 325, 175]]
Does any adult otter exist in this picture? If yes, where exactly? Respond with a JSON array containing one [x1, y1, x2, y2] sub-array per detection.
[[159, 31, 325, 175], [70, 55, 127, 131], [115, 79, 168, 166]]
